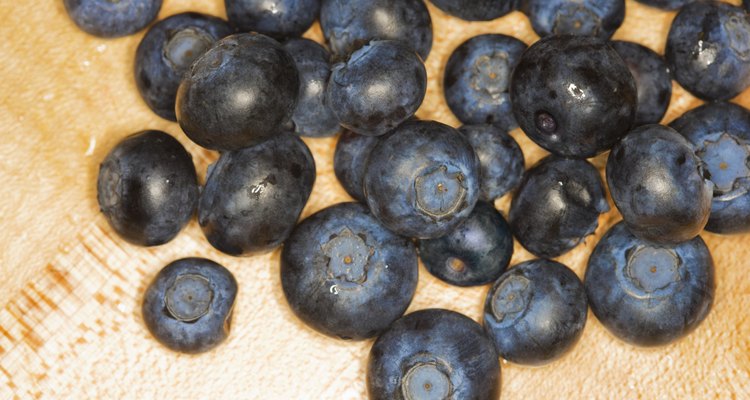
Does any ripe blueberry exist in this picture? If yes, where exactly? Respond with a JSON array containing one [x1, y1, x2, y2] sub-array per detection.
[[334, 129, 381, 202], [63, 0, 162, 38], [429, 0, 518, 21], [225, 0, 320, 39], [522, 0, 625, 39], [459, 124, 525, 201]]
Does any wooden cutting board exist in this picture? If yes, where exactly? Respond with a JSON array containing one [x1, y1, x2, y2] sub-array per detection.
[[0, 0, 748, 398]]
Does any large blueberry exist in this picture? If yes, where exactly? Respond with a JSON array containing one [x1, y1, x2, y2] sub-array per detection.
[[320, 0, 432, 61], [670, 102, 750, 234], [63, 0, 162, 38], [585, 222, 715, 346], [509, 156, 609, 259], [326, 40, 427, 137], [142, 258, 238, 354], [367, 309, 500, 400], [510, 35, 636, 158], [283, 38, 340, 138], [607, 125, 713, 245], [364, 120, 480, 239], [444, 34, 527, 131], [135, 13, 232, 121], [225, 0, 320, 39], [334, 129, 381, 202], [198, 133, 315, 256], [97, 131, 198, 247], [459, 124, 524, 201], [522, 0, 625, 39], [666, 2, 750, 101], [634, 0, 694, 10], [429, 0, 518, 21], [281, 202, 418, 340], [418, 202, 513, 287], [176, 33, 299, 151]]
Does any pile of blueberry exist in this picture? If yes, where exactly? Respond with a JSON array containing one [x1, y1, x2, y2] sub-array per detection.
[[76, 0, 750, 397]]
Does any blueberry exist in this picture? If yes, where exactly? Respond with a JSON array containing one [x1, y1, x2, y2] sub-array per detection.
[[63, 0, 162, 38], [418, 202, 513, 287], [97, 131, 198, 247], [225, 0, 320, 39], [610, 40, 672, 126], [334, 129, 381, 202], [176, 33, 299, 151], [142, 258, 237, 354], [198, 133, 315, 256], [135, 13, 233, 121], [666, 1, 750, 101], [364, 120, 480, 239], [510, 35, 636, 158], [429, 0, 518, 21], [459, 124, 525, 201], [522, 0, 625, 39], [509, 156, 609, 259], [281, 202, 418, 340], [585, 222, 715, 346], [367, 309, 500, 400], [670, 102, 750, 234], [320, 0, 433, 61], [444, 34, 527, 131], [326, 40, 427, 137], [634, 0, 694, 10], [483, 259, 587, 365]]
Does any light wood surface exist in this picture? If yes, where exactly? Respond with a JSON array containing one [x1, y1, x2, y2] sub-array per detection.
[[0, 0, 748, 398]]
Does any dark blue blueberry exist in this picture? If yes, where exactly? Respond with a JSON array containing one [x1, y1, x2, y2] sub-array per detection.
[[281, 202, 418, 340], [63, 0, 162, 38], [418, 202, 513, 287], [670, 102, 750, 234], [459, 124, 524, 201], [364, 120, 480, 239], [326, 40, 427, 137], [320, 0, 433, 61], [176, 33, 299, 151], [444, 34, 527, 131], [666, 2, 750, 101], [483, 259, 587, 365], [511, 35, 636, 158], [607, 125, 713, 245], [282, 38, 340, 138], [429, 0, 518, 21], [367, 309, 500, 400], [135, 13, 233, 121], [522, 0, 625, 39], [142, 258, 237, 354], [509, 156, 609, 259], [634, 0, 694, 10], [334, 129, 381, 202], [225, 0, 320, 39], [610, 40, 672, 126], [198, 133, 315, 256], [97, 131, 198, 247], [585, 222, 715, 346]]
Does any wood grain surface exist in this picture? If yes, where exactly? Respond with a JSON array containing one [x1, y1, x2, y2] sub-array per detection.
[[0, 0, 749, 398]]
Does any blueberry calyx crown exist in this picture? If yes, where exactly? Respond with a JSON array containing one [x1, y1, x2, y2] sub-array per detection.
[[553, 5, 601, 36], [164, 28, 214, 70], [697, 133, 750, 199], [491, 274, 532, 328], [620, 246, 683, 300], [470, 52, 510, 98], [401, 358, 453, 400], [414, 165, 467, 220], [323, 228, 373, 286], [165, 274, 213, 322]]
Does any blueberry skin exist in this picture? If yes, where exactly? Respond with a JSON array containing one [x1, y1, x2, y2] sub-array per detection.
[[429, 0, 518, 21], [670, 102, 750, 234], [510, 35, 637, 158], [484, 259, 587, 365], [198, 133, 315, 256], [135, 13, 233, 122], [444, 34, 527, 131], [585, 222, 715, 346], [282, 38, 340, 138], [334, 129, 380, 202], [509, 156, 609, 259], [97, 131, 198, 247], [63, 0, 162, 38], [176, 33, 300, 151], [364, 120, 480, 239], [142, 258, 237, 354], [459, 124, 525, 201], [281, 202, 418, 340], [607, 125, 713, 245], [522, 0, 625, 39], [225, 0, 320, 39], [320, 0, 433, 61], [418, 202, 513, 287], [367, 309, 500, 400], [666, 2, 750, 101], [326, 40, 427, 137], [634, 0, 693, 10]]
